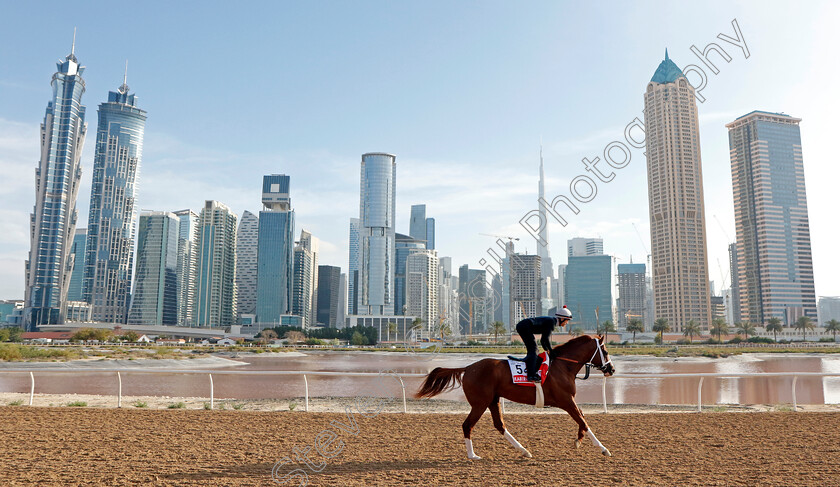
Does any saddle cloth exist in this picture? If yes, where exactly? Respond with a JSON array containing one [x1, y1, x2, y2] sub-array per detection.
[[508, 351, 549, 387]]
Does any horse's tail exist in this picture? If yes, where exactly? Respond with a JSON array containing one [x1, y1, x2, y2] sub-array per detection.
[[415, 367, 466, 399]]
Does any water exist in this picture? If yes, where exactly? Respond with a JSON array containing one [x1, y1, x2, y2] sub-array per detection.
[[1, 351, 839, 405]]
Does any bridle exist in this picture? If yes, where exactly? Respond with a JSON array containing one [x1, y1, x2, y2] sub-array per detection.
[[555, 336, 613, 380]]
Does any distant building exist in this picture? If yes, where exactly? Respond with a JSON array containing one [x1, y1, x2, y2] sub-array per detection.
[[406, 249, 439, 336], [565, 254, 612, 330], [458, 265, 488, 335], [128, 212, 179, 326], [394, 233, 425, 315], [728, 243, 741, 325], [617, 263, 646, 329], [347, 218, 361, 316], [409, 204, 427, 243], [510, 254, 541, 324], [727, 110, 817, 326], [425, 218, 435, 250], [235, 211, 259, 320], [174, 209, 199, 326], [710, 295, 726, 323], [196, 201, 238, 327], [292, 230, 318, 329], [567, 238, 603, 257], [337, 273, 347, 329], [818, 297, 840, 325], [256, 175, 294, 325], [316, 265, 342, 327], [66, 229, 87, 302], [65, 301, 92, 323]]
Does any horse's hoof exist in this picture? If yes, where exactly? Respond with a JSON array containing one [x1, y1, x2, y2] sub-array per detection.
[[574, 440, 581, 449], [468, 455, 482, 460], [522, 451, 533, 458], [602, 449, 612, 457]]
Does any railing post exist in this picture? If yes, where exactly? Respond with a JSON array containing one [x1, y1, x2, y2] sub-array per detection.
[[209, 373, 214, 410], [117, 371, 122, 408], [792, 376, 798, 411], [602, 376, 608, 413], [29, 372, 34, 406], [697, 377, 704, 412], [303, 374, 309, 412], [396, 375, 407, 413]]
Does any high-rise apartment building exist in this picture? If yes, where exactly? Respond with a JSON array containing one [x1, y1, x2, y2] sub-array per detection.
[[425, 218, 436, 250], [565, 254, 612, 329], [567, 238, 604, 257], [458, 265, 488, 335], [409, 204, 426, 243], [617, 263, 646, 328], [196, 201, 237, 327], [337, 273, 347, 328], [256, 175, 294, 324], [82, 75, 147, 323], [727, 111, 817, 326], [406, 249, 439, 334], [174, 209, 199, 326], [818, 297, 840, 325], [643, 50, 712, 331], [128, 212, 179, 325], [727, 243, 741, 325], [24, 43, 88, 329], [235, 211, 259, 319], [510, 254, 541, 324], [357, 153, 397, 315], [292, 230, 318, 328], [395, 233, 425, 315], [67, 229, 87, 301], [347, 218, 361, 316], [316, 265, 342, 327]]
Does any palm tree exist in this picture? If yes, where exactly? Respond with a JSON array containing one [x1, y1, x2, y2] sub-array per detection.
[[765, 317, 783, 343], [794, 316, 815, 342], [626, 319, 644, 344], [490, 321, 506, 344], [437, 321, 452, 341], [386, 322, 397, 342], [682, 320, 701, 343], [824, 319, 840, 342], [710, 318, 729, 342], [652, 318, 670, 344], [408, 317, 423, 344], [735, 322, 756, 340], [599, 320, 617, 344], [570, 326, 584, 337]]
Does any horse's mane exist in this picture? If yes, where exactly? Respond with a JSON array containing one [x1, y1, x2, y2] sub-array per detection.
[[548, 335, 594, 360]]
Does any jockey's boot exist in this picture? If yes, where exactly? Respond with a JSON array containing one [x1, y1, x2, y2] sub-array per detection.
[[525, 354, 541, 382]]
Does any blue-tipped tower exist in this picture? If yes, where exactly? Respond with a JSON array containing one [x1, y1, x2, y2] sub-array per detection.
[[650, 48, 684, 84]]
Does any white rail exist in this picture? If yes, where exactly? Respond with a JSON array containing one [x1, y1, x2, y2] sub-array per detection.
[[3, 369, 840, 413]]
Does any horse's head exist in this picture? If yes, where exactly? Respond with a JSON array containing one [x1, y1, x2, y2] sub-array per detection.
[[591, 335, 615, 377]]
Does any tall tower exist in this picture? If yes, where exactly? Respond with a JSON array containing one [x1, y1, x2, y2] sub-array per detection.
[[235, 210, 259, 320], [406, 249, 439, 335], [643, 50, 712, 331], [82, 69, 147, 323], [727, 111, 817, 326], [292, 229, 319, 328], [174, 209, 199, 326], [66, 228, 87, 301], [24, 38, 88, 329], [409, 204, 426, 243], [256, 175, 295, 324], [537, 145, 553, 279], [348, 218, 360, 315], [196, 201, 238, 327], [128, 212, 179, 325], [357, 153, 397, 315]]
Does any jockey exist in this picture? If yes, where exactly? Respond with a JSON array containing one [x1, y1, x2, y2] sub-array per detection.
[[515, 306, 573, 382]]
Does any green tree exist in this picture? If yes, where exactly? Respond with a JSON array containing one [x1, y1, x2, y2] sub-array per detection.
[[258, 329, 278, 344], [490, 321, 506, 344], [8, 327, 23, 343], [387, 322, 398, 342], [682, 320, 701, 343], [793, 316, 815, 342], [437, 321, 452, 341], [123, 330, 140, 343], [598, 320, 617, 344], [652, 318, 670, 344], [825, 319, 840, 341], [711, 318, 730, 342], [570, 326, 584, 337], [0, 328, 10, 342], [765, 317, 783, 343], [735, 322, 756, 340], [350, 331, 368, 346], [626, 319, 644, 344]]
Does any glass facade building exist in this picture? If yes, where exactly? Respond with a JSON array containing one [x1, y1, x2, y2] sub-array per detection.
[[196, 201, 238, 327], [316, 265, 342, 327], [565, 255, 612, 330], [347, 218, 360, 316], [727, 111, 817, 325], [82, 78, 147, 323], [66, 228, 87, 301], [235, 210, 259, 319], [24, 46, 88, 329], [394, 233, 425, 315], [617, 263, 646, 329], [256, 175, 295, 325], [357, 153, 397, 315], [128, 212, 179, 325], [174, 209, 199, 326]]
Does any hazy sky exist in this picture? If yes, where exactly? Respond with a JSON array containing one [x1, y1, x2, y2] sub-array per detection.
[[1, 1, 838, 302]]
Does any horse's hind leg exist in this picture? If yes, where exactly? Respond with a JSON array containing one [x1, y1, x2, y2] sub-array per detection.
[[462, 405, 486, 460], [489, 399, 532, 458]]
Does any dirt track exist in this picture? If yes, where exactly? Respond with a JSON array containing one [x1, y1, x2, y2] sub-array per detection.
[[1, 407, 838, 486]]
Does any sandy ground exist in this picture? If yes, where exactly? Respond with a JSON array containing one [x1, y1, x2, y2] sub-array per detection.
[[1, 406, 839, 486]]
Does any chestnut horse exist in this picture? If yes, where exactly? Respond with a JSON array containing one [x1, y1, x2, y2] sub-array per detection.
[[415, 335, 615, 459]]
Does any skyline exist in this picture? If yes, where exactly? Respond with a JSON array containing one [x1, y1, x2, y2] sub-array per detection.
[[2, 2, 839, 303]]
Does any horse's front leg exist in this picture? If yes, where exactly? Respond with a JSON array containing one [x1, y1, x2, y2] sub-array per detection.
[[561, 399, 611, 457]]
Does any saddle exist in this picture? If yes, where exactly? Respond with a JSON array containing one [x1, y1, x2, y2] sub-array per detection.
[[507, 352, 549, 386]]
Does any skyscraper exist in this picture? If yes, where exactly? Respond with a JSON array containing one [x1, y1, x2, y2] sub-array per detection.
[[406, 249, 439, 334], [24, 40, 88, 329], [567, 238, 604, 257], [644, 50, 712, 331], [510, 254, 541, 324], [235, 211, 259, 320], [565, 254, 612, 329], [617, 263, 646, 329], [82, 72, 147, 323], [537, 145, 554, 280], [348, 218, 361, 316], [357, 153, 397, 315], [727, 243, 741, 325], [316, 265, 342, 327], [196, 201, 237, 327], [256, 175, 294, 324], [727, 111, 817, 325], [395, 233, 425, 315], [425, 218, 436, 250], [128, 212, 179, 325], [66, 228, 87, 301], [174, 209, 199, 326], [409, 204, 426, 243], [292, 229, 318, 328], [458, 265, 488, 335]]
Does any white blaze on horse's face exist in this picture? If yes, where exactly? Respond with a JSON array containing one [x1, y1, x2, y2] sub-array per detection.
[[590, 337, 614, 377]]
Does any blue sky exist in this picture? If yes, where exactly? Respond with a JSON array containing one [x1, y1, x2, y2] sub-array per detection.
[[1, 1, 838, 301]]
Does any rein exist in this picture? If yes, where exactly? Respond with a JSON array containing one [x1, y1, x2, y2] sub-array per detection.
[[553, 338, 612, 380]]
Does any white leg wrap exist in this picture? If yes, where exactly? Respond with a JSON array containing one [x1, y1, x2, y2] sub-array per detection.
[[504, 430, 533, 458], [465, 438, 481, 460], [586, 428, 611, 457]]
